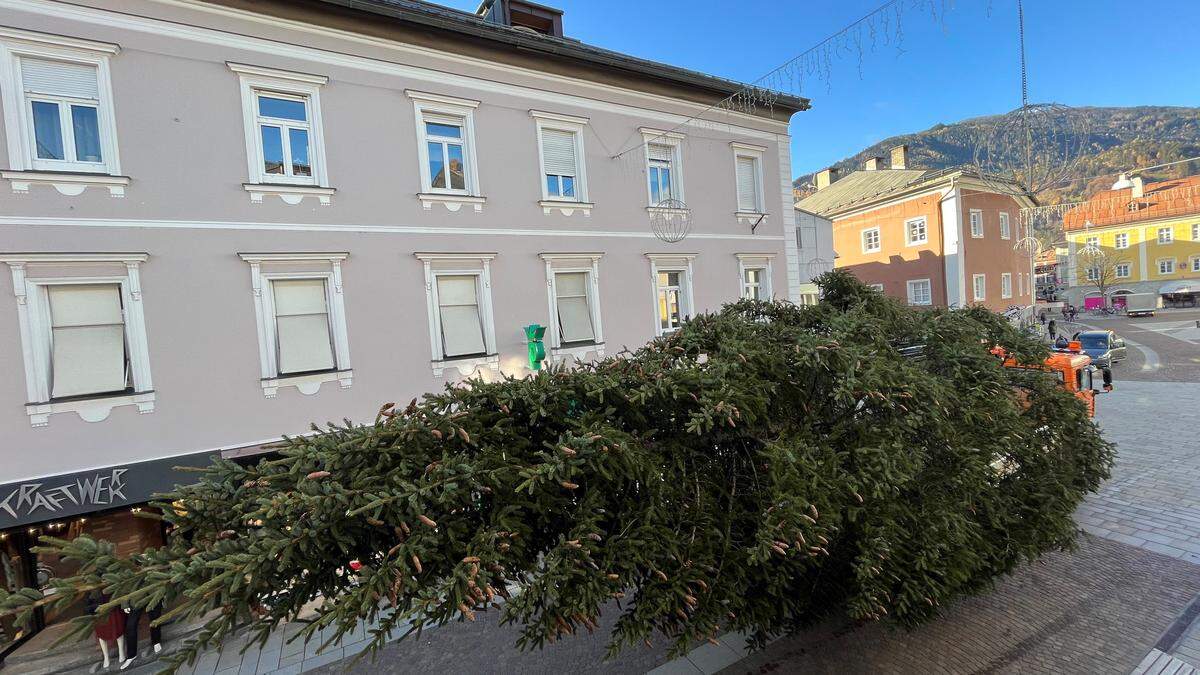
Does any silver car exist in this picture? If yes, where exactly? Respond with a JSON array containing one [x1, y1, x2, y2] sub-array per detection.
[[1076, 330, 1127, 367]]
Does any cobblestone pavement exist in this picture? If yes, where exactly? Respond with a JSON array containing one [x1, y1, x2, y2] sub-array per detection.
[[1068, 308, 1200, 382], [721, 534, 1200, 675], [1075, 380, 1200, 564]]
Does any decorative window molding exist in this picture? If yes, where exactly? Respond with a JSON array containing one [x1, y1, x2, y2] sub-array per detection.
[[969, 209, 983, 238], [539, 253, 604, 363], [238, 252, 352, 397], [415, 252, 498, 376], [641, 127, 685, 206], [861, 227, 881, 253], [999, 212, 1012, 240], [409, 90, 483, 212], [229, 63, 331, 205], [973, 273, 986, 301], [0, 27, 124, 196], [736, 253, 775, 300], [646, 253, 696, 336], [1001, 272, 1012, 298], [906, 278, 932, 306], [532, 110, 591, 216], [0, 252, 154, 426], [731, 142, 766, 221]]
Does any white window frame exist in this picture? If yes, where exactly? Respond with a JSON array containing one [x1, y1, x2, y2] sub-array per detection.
[[646, 253, 696, 337], [0, 28, 126, 197], [408, 91, 484, 212], [905, 217, 928, 246], [641, 128, 685, 207], [230, 63, 332, 205], [999, 212, 1012, 240], [1157, 258, 1175, 275], [1115, 263, 1131, 279], [736, 253, 775, 301], [1085, 266, 1100, 282], [973, 273, 986, 301], [415, 253, 498, 377], [1084, 236, 1099, 250], [1114, 232, 1129, 249], [2, 253, 154, 427], [969, 210, 984, 238], [238, 252, 352, 397], [906, 279, 932, 306], [540, 253, 604, 363], [1001, 272, 1012, 298], [1157, 227, 1174, 245], [861, 227, 881, 254], [868, 283, 885, 292], [1193, 223, 1199, 241], [531, 110, 591, 215], [731, 142, 767, 215], [1191, 256, 1200, 273]]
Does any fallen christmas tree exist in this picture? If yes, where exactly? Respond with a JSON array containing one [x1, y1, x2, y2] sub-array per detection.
[[0, 270, 1113, 672]]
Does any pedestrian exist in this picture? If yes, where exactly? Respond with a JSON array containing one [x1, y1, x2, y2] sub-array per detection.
[[1039, 311, 1047, 326], [1047, 318, 1057, 340]]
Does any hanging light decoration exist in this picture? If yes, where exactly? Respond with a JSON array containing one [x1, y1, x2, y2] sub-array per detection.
[[972, 0, 1090, 202]]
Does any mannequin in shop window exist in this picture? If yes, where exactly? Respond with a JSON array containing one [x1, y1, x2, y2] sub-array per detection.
[[85, 591, 126, 669], [119, 600, 164, 670]]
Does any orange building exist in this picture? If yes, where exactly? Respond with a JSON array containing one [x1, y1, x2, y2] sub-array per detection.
[[797, 146, 1036, 313]]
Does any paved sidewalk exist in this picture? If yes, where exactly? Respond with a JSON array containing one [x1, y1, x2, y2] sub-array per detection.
[[1075, 381, 1200, 564]]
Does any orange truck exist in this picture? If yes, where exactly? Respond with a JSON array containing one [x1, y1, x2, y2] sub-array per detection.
[[993, 341, 1113, 417]]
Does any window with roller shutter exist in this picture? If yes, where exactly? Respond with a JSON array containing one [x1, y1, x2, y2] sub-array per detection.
[[735, 155, 760, 212], [647, 143, 677, 204], [540, 128, 579, 200], [270, 279, 335, 374], [47, 284, 129, 398], [19, 57, 108, 171], [554, 272, 595, 344], [436, 275, 487, 358]]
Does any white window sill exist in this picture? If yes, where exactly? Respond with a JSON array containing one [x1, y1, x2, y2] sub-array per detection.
[[539, 200, 593, 217], [552, 342, 605, 363], [735, 211, 768, 226], [418, 193, 486, 213], [2, 170, 129, 197], [432, 354, 499, 377], [905, 240, 929, 247], [26, 391, 155, 427], [262, 369, 352, 398], [646, 205, 689, 216], [244, 183, 336, 206]]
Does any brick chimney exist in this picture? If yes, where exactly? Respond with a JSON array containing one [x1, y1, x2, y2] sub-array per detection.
[[890, 145, 909, 170], [864, 156, 884, 171], [815, 167, 839, 190]]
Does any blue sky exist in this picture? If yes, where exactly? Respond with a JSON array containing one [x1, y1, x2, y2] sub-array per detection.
[[442, 0, 1200, 179]]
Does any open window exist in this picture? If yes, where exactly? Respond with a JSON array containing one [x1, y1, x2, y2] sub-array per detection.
[[416, 253, 499, 376], [2, 253, 154, 426], [540, 253, 604, 363]]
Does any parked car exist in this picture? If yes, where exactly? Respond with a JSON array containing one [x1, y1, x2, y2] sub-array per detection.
[[1075, 330, 1127, 367]]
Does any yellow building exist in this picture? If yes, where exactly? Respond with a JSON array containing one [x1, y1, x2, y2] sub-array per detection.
[[1063, 175, 1200, 308]]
